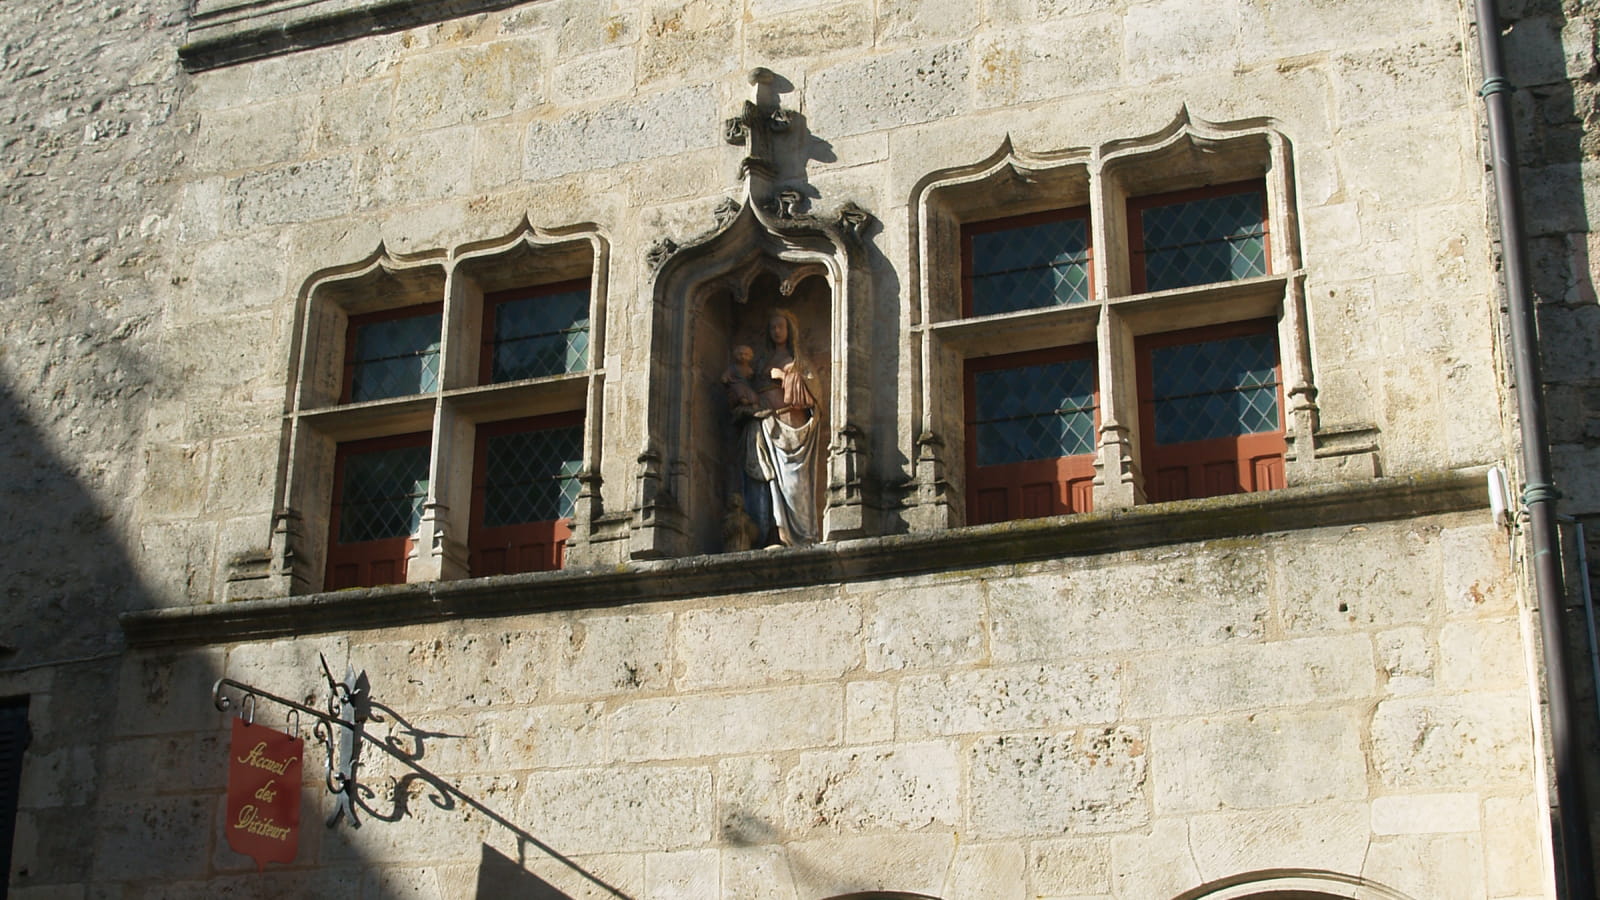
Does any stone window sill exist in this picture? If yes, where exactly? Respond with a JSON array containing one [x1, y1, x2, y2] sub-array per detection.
[[121, 467, 1490, 648]]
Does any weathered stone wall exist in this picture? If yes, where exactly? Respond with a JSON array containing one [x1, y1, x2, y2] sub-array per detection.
[[0, 0, 188, 655], [0, 2, 193, 894], [144, 0, 1504, 605], [0, 0, 1579, 897], [70, 513, 1543, 898]]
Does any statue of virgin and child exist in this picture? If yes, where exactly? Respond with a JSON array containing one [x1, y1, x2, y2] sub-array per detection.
[[721, 309, 821, 549]]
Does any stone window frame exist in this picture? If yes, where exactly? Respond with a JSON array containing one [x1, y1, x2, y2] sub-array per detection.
[[274, 223, 609, 595], [906, 110, 1377, 530]]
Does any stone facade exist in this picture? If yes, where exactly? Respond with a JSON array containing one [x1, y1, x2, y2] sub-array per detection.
[[1, 0, 1597, 898]]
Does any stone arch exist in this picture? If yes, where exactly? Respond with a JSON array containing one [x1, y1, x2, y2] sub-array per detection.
[[633, 193, 876, 558], [1172, 869, 1420, 900]]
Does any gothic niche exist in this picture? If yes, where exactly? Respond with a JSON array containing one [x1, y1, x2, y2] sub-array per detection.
[[631, 68, 876, 559]]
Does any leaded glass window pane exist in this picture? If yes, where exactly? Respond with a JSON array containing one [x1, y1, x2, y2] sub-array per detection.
[[337, 444, 429, 543], [483, 424, 583, 527], [969, 217, 1091, 316], [349, 312, 442, 402], [973, 359, 1097, 467], [1150, 332, 1280, 445], [1137, 190, 1267, 292], [491, 288, 590, 382]]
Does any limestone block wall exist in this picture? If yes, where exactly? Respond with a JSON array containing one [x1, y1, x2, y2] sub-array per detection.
[[0, 0, 1577, 897], [61, 512, 1546, 899], [140, 0, 1508, 604]]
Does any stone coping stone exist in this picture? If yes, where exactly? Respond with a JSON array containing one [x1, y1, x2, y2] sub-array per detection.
[[121, 467, 1490, 647], [180, 0, 531, 72]]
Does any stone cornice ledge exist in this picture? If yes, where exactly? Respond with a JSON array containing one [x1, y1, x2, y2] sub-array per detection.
[[122, 467, 1491, 648], [180, 0, 534, 72]]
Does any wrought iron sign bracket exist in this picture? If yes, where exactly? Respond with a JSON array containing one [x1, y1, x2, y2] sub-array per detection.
[[211, 655, 632, 898], [212, 653, 372, 830]]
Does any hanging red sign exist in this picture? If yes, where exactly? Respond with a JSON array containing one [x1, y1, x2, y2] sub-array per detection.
[[225, 718, 303, 870]]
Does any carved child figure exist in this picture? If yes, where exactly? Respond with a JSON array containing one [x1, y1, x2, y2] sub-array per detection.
[[722, 344, 760, 413]]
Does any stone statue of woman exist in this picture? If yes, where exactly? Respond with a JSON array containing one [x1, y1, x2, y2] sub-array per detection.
[[725, 308, 821, 547]]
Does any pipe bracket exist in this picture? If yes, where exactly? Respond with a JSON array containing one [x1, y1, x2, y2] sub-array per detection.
[[1479, 75, 1515, 98], [1523, 481, 1563, 506]]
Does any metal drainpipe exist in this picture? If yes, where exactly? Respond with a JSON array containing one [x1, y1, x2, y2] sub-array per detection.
[[1474, 1, 1596, 896]]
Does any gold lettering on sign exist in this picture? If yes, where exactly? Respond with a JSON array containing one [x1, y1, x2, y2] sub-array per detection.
[[235, 741, 298, 776], [233, 805, 293, 841]]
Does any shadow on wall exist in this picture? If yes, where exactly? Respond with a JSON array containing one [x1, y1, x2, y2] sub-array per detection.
[[476, 844, 574, 898], [0, 374, 153, 668], [1498, 0, 1600, 877], [0, 371, 166, 892]]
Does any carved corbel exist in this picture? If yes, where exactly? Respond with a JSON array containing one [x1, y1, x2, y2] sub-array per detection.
[[836, 202, 873, 245], [265, 507, 310, 595], [775, 189, 804, 219], [905, 432, 958, 532], [724, 112, 750, 146], [778, 263, 828, 296], [572, 467, 603, 539], [630, 446, 686, 559], [647, 238, 679, 271], [822, 423, 871, 541], [712, 197, 742, 229], [408, 501, 467, 582], [1091, 423, 1142, 509]]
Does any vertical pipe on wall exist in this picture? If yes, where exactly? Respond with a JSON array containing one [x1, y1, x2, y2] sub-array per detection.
[[1473, 1, 1597, 895]]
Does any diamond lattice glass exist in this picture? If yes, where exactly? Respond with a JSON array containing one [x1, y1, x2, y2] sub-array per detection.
[[969, 218, 1091, 316], [337, 445, 429, 543], [483, 424, 583, 527], [1150, 332, 1280, 445], [349, 313, 442, 402], [1138, 190, 1266, 292], [491, 288, 590, 383], [972, 359, 1096, 467]]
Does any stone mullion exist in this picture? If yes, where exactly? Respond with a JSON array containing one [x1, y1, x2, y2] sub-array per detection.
[[407, 265, 472, 583], [1090, 167, 1141, 508], [408, 397, 469, 583], [1094, 307, 1142, 509]]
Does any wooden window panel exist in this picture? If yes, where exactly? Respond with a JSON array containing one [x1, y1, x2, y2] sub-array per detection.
[[1128, 180, 1270, 294], [325, 432, 430, 590], [341, 303, 443, 403], [479, 280, 592, 385], [1136, 320, 1286, 504], [468, 412, 584, 576], [964, 345, 1098, 525], [961, 206, 1093, 318]]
